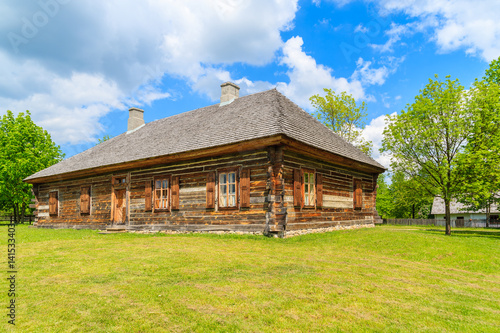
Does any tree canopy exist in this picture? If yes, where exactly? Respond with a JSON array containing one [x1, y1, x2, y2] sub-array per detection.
[[97, 135, 111, 145], [0, 110, 64, 222], [484, 55, 500, 86], [375, 172, 433, 219], [381, 75, 471, 235], [310, 88, 373, 155], [454, 77, 500, 226]]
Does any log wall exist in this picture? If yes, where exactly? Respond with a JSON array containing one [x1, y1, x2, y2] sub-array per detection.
[[33, 146, 381, 234], [283, 149, 377, 231], [34, 149, 271, 232], [35, 174, 112, 229]]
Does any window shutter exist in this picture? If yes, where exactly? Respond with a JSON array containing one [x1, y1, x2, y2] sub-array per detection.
[[316, 173, 323, 208], [293, 169, 302, 207], [357, 181, 363, 209], [145, 181, 152, 211], [354, 180, 362, 209], [80, 186, 90, 214], [206, 172, 215, 208], [49, 191, 58, 216], [171, 176, 180, 210], [240, 168, 250, 208]]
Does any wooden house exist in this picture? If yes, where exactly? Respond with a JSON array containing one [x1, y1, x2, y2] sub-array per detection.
[[25, 82, 385, 236], [431, 196, 499, 226]]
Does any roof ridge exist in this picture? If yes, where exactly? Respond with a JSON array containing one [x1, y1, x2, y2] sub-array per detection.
[[25, 88, 385, 182], [147, 88, 278, 126], [271, 89, 286, 134], [271, 89, 384, 167]]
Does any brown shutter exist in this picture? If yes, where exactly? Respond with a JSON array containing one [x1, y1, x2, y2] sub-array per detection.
[[240, 168, 250, 208], [80, 186, 90, 214], [206, 172, 215, 208], [353, 179, 358, 209], [316, 173, 323, 208], [145, 181, 152, 211], [171, 176, 180, 210], [293, 169, 302, 207], [354, 180, 362, 209], [49, 191, 58, 216], [357, 181, 363, 209]]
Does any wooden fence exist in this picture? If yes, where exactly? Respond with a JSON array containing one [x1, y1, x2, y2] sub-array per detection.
[[384, 218, 500, 228], [0, 215, 35, 224]]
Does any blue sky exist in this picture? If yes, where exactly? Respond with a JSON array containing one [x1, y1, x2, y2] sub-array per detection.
[[1, 0, 498, 167]]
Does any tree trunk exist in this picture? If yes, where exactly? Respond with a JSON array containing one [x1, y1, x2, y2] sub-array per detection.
[[12, 204, 18, 225], [20, 202, 26, 225], [486, 202, 490, 228], [445, 199, 451, 235], [412, 204, 415, 219]]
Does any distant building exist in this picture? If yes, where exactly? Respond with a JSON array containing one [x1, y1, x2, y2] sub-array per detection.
[[431, 196, 499, 221]]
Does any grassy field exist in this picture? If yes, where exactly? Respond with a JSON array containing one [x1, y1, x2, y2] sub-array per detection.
[[1, 225, 499, 332]]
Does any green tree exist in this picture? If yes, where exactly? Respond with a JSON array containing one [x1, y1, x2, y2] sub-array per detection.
[[389, 171, 434, 219], [375, 172, 433, 219], [455, 78, 500, 227], [382, 75, 472, 235], [0, 111, 64, 223], [375, 173, 392, 219], [96, 135, 111, 145], [310, 89, 373, 155], [484, 55, 500, 85]]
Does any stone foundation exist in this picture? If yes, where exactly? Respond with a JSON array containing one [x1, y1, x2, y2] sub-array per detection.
[[33, 220, 375, 238], [283, 222, 375, 238]]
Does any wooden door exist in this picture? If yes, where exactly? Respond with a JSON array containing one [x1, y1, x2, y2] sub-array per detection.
[[114, 189, 126, 224]]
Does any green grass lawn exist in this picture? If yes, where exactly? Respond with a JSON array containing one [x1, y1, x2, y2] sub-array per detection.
[[1, 225, 499, 332]]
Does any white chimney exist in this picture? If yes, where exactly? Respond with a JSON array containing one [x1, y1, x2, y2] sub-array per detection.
[[127, 107, 145, 132], [220, 82, 240, 106]]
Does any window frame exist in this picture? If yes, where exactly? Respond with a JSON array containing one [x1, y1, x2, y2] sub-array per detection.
[[217, 167, 239, 210], [153, 175, 171, 212], [112, 174, 129, 186], [302, 168, 316, 208]]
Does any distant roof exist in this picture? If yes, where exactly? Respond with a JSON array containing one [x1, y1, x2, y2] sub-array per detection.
[[431, 196, 500, 215], [25, 89, 385, 182]]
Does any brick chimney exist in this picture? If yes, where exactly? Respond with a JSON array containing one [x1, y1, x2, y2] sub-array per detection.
[[127, 107, 145, 132], [220, 82, 240, 106]]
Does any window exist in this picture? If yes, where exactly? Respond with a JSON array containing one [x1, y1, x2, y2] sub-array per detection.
[[49, 191, 58, 216], [80, 186, 91, 215], [219, 171, 237, 208], [113, 176, 127, 185], [303, 171, 315, 206], [154, 177, 170, 211]]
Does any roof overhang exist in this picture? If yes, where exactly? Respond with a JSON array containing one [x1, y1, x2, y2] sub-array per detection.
[[24, 134, 385, 184]]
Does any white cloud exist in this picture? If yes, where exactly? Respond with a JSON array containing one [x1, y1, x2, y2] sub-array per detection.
[[351, 58, 390, 86], [190, 68, 275, 102], [0, 1, 299, 144], [370, 23, 412, 53], [361, 112, 396, 169], [322, 0, 500, 61], [276, 36, 366, 109], [376, 0, 500, 61], [0, 71, 126, 144], [354, 24, 369, 34]]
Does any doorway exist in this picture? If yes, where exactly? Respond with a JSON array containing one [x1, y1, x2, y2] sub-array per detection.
[[114, 189, 127, 224]]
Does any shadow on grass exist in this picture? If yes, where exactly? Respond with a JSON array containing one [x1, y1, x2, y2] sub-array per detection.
[[425, 228, 500, 239]]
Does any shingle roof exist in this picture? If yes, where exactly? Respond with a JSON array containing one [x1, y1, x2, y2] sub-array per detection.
[[431, 196, 500, 215], [25, 89, 385, 181]]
